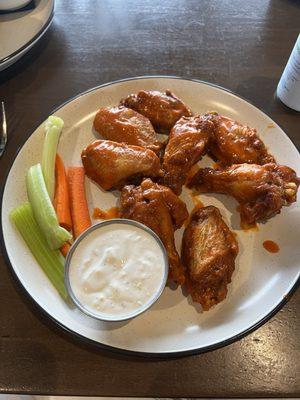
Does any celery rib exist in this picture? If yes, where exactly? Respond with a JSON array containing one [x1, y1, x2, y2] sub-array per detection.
[[42, 115, 64, 201], [12, 205, 65, 293], [26, 163, 72, 250], [10, 203, 68, 300]]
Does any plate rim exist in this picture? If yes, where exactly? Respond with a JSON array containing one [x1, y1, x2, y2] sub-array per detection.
[[1, 75, 299, 357], [0, 0, 55, 65], [0, 13, 54, 72]]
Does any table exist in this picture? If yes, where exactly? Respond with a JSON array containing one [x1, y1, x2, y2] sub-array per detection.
[[0, 0, 299, 397]]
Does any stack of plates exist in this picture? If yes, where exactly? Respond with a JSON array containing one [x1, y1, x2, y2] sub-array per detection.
[[0, 0, 54, 72]]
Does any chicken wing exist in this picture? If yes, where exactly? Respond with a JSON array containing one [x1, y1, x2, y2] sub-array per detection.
[[120, 90, 192, 134], [120, 179, 188, 285], [161, 115, 214, 194], [206, 112, 275, 165], [93, 106, 162, 154], [187, 163, 299, 225], [81, 140, 162, 190], [181, 206, 238, 311]]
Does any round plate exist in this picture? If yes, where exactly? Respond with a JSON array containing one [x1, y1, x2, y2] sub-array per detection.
[[0, 0, 54, 71], [2, 76, 300, 356]]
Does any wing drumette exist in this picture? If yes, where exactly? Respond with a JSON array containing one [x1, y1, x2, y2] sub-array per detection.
[[161, 115, 214, 194], [187, 163, 299, 225]]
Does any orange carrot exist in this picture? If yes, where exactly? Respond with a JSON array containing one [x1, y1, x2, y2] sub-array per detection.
[[60, 242, 71, 258], [67, 167, 91, 238], [54, 154, 72, 232]]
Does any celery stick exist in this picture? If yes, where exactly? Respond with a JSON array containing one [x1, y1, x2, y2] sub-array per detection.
[[10, 203, 68, 300], [26, 163, 72, 249], [42, 115, 64, 201]]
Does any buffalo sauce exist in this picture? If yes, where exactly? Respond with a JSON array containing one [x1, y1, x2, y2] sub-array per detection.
[[192, 196, 204, 208], [212, 162, 221, 169], [263, 240, 280, 253], [185, 164, 200, 183], [241, 221, 258, 232], [93, 206, 120, 220]]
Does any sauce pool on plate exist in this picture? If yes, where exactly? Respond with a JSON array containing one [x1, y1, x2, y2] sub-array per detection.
[[263, 240, 280, 253], [93, 206, 119, 220], [67, 223, 166, 320]]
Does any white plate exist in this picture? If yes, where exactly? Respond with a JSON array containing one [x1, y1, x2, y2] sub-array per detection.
[[2, 76, 300, 356], [0, 0, 32, 11], [0, 0, 54, 71]]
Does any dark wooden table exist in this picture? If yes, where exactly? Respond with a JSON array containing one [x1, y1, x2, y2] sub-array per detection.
[[1, 0, 300, 397]]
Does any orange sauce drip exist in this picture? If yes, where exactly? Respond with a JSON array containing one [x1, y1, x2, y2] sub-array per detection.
[[212, 162, 221, 169], [93, 207, 120, 220], [192, 196, 204, 208], [267, 123, 275, 129], [241, 221, 259, 232], [263, 240, 279, 253]]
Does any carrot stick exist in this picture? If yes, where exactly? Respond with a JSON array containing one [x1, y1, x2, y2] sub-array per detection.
[[54, 154, 72, 232], [67, 167, 91, 238], [60, 242, 71, 258]]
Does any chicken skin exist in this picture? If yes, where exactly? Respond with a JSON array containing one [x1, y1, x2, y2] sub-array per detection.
[[81, 140, 162, 190], [120, 90, 192, 134], [93, 106, 162, 154], [120, 179, 188, 285], [161, 115, 214, 194], [181, 206, 238, 311], [206, 112, 275, 166], [187, 163, 299, 225]]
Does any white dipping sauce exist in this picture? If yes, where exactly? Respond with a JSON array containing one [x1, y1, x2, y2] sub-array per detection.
[[68, 223, 166, 319]]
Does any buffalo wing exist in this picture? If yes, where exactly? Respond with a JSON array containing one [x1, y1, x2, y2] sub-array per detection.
[[161, 115, 214, 194], [93, 106, 162, 154], [120, 179, 188, 285], [182, 206, 238, 311], [187, 163, 299, 224], [121, 90, 192, 134], [206, 112, 275, 165], [82, 140, 162, 190]]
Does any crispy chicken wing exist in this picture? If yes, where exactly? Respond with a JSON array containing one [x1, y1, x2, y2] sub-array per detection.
[[120, 179, 188, 285], [81, 140, 162, 190], [187, 163, 299, 225], [161, 115, 214, 194], [120, 90, 192, 134], [181, 206, 238, 311], [93, 106, 162, 154], [206, 112, 275, 165]]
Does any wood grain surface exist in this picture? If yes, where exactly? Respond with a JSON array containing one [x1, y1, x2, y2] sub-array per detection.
[[0, 0, 299, 396]]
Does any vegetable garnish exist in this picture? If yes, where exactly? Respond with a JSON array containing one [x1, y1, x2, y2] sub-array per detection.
[[67, 167, 92, 238], [10, 203, 68, 300], [54, 154, 72, 231], [26, 163, 72, 250], [42, 116, 64, 201], [60, 242, 71, 258]]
